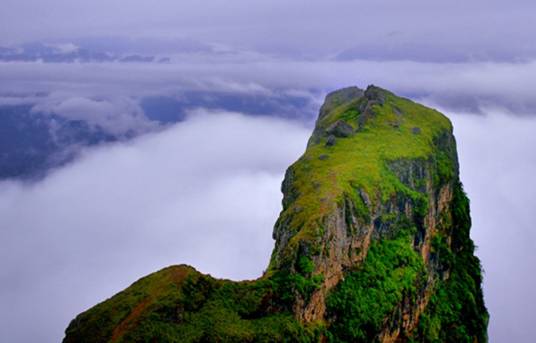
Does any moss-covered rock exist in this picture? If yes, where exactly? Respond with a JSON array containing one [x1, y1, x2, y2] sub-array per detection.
[[63, 86, 488, 342]]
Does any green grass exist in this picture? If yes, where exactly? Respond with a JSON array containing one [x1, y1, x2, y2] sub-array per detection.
[[65, 265, 324, 343], [271, 88, 452, 263]]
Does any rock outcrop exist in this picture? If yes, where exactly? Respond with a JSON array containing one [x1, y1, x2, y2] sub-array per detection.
[[63, 86, 488, 343]]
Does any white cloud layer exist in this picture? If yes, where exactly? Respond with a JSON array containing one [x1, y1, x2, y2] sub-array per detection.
[[452, 112, 536, 343], [0, 112, 310, 342], [31, 94, 154, 134], [2, 59, 536, 118]]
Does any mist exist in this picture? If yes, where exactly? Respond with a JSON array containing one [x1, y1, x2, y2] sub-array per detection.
[[3, 59, 536, 120], [452, 112, 536, 342]]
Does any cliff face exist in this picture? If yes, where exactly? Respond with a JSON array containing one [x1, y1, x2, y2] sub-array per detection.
[[63, 86, 488, 342]]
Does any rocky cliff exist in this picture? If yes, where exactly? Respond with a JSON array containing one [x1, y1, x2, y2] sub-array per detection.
[[63, 86, 488, 342]]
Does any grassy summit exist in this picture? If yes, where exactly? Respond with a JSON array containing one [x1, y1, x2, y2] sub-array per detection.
[[269, 86, 453, 261], [64, 86, 487, 343]]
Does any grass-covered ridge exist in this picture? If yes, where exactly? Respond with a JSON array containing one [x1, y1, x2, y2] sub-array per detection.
[[64, 265, 324, 343], [271, 86, 453, 265]]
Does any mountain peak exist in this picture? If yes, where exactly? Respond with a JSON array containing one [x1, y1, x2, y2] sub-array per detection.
[[319, 86, 364, 120], [63, 86, 487, 343]]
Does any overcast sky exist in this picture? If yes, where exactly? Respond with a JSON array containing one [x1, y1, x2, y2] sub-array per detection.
[[1, 1, 535, 342], [2, 0, 536, 62]]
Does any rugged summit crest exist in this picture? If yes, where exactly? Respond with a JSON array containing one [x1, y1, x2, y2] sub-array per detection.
[[64, 86, 488, 342]]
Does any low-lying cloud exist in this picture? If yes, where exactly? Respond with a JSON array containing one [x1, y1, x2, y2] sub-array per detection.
[[31, 94, 154, 135], [451, 112, 536, 343], [0, 112, 310, 342], [2, 59, 536, 120]]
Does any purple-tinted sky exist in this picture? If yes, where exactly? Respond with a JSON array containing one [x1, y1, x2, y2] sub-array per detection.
[[2, 0, 536, 62], [1, 1, 535, 342]]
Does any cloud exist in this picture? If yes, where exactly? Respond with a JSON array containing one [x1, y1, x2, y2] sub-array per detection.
[[2, 58, 536, 117], [451, 111, 536, 343], [47, 42, 79, 54], [0, 95, 43, 106], [0, 111, 310, 342], [31, 94, 155, 135]]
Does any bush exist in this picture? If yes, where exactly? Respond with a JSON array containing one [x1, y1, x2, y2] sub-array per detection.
[[326, 230, 425, 342]]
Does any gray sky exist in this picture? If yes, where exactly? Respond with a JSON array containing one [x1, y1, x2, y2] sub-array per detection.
[[2, 0, 536, 61], [1, 1, 535, 342]]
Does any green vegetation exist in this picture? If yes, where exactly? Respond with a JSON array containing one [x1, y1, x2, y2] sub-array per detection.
[[326, 227, 426, 342], [325, 183, 487, 343], [289, 255, 324, 302], [65, 265, 323, 343], [269, 255, 324, 307], [413, 183, 488, 343]]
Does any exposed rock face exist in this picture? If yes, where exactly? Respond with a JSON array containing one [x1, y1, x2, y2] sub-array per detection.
[[63, 86, 488, 343], [326, 120, 354, 138], [319, 86, 365, 120]]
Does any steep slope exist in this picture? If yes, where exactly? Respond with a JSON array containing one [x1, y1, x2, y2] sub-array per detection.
[[63, 86, 488, 342]]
